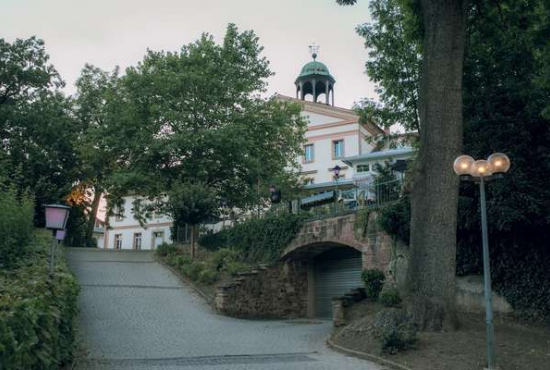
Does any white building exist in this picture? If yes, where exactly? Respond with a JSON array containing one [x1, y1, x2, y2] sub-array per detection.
[[104, 196, 173, 250], [101, 53, 398, 249]]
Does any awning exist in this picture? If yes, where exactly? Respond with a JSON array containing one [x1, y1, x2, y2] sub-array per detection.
[[300, 191, 335, 207]]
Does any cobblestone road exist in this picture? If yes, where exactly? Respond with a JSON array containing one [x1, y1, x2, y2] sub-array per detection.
[[68, 249, 380, 370]]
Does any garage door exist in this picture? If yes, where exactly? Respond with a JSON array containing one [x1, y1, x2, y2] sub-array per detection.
[[314, 248, 363, 318]]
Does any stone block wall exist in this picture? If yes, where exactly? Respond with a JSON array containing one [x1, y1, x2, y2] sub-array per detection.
[[215, 260, 309, 319]]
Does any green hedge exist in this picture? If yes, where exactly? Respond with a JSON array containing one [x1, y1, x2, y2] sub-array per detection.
[[0, 190, 35, 269], [198, 212, 306, 263], [0, 231, 80, 369]]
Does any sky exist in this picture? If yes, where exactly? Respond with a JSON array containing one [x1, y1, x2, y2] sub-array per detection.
[[1, 0, 378, 109]]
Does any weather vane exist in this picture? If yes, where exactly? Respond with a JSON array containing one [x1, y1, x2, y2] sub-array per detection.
[[309, 43, 320, 60]]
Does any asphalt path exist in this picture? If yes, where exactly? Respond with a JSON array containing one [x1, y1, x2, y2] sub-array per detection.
[[68, 249, 380, 370]]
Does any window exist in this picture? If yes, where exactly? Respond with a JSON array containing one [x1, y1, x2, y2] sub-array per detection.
[[115, 206, 124, 222], [304, 144, 314, 163], [332, 140, 344, 158], [133, 233, 142, 250], [303, 178, 314, 185], [357, 164, 370, 173], [114, 234, 122, 250]]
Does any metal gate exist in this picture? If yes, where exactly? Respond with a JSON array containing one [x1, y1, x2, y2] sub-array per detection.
[[313, 248, 363, 318]]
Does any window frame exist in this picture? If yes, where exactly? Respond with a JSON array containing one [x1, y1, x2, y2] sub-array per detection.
[[332, 139, 345, 159], [303, 143, 315, 163], [357, 164, 370, 173], [114, 234, 123, 249], [133, 233, 142, 250]]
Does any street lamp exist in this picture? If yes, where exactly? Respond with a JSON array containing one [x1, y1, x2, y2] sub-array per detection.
[[453, 152, 511, 370], [44, 204, 70, 276], [330, 165, 342, 211]]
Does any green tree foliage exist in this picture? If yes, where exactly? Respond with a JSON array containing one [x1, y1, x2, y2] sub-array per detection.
[[352, 0, 550, 316], [109, 24, 306, 210], [198, 212, 306, 263], [0, 37, 78, 224], [0, 189, 34, 269], [73, 64, 126, 241], [164, 181, 219, 258]]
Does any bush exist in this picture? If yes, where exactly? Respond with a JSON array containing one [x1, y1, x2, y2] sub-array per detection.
[[198, 212, 306, 263], [380, 287, 402, 307], [362, 269, 386, 301], [210, 248, 238, 270], [372, 308, 417, 354], [377, 196, 410, 244], [198, 267, 220, 284], [181, 261, 205, 281], [175, 255, 192, 268], [155, 243, 181, 257], [0, 190, 34, 269], [198, 231, 227, 251], [224, 261, 250, 276], [0, 231, 80, 369]]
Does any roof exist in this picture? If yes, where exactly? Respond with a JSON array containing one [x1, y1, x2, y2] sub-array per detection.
[[297, 60, 334, 79], [274, 94, 385, 136], [343, 147, 416, 166]]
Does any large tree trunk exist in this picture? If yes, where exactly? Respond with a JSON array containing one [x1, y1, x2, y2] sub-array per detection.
[[86, 185, 102, 245], [406, 0, 465, 331]]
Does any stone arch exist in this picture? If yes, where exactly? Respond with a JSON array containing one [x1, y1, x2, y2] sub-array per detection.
[[282, 239, 365, 261]]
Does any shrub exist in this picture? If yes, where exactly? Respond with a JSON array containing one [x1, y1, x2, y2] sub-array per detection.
[[198, 231, 227, 251], [377, 196, 410, 244], [362, 269, 386, 301], [380, 287, 402, 307], [372, 308, 417, 354], [198, 212, 306, 263], [210, 248, 238, 270], [175, 255, 192, 268], [0, 190, 34, 269], [156, 243, 181, 257], [198, 267, 220, 284], [224, 261, 250, 276], [181, 261, 205, 281], [0, 231, 80, 369]]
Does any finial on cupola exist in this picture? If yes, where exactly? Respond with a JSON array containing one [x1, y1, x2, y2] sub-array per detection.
[[309, 43, 320, 61]]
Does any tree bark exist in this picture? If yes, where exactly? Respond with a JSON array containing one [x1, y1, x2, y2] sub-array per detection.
[[406, 0, 465, 331], [86, 185, 102, 245]]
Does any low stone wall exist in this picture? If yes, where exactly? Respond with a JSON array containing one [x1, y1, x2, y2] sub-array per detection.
[[456, 275, 512, 313], [215, 260, 309, 319]]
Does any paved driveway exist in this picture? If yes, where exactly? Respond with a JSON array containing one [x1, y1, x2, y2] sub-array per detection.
[[68, 249, 380, 370]]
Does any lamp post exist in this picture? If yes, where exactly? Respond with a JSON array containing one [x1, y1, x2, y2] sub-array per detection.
[[44, 204, 70, 276], [330, 165, 341, 212], [453, 152, 510, 370]]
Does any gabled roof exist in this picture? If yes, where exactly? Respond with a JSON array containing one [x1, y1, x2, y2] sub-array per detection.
[[274, 94, 384, 136]]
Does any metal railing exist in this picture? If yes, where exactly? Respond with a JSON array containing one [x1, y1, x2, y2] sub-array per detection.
[[299, 179, 403, 220]]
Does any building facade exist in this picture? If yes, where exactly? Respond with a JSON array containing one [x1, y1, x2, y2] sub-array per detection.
[[101, 53, 397, 249], [104, 196, 173, 250]]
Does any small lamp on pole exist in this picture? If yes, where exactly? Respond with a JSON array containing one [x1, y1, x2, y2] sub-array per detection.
[[453, 152, 510, 370], [330, 165, 342, 210], [44, 204, 70, 276]]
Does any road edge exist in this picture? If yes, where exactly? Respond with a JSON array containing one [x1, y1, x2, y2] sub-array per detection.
[[326, 338, 413, 370]]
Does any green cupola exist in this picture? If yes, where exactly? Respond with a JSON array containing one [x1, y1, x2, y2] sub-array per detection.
[[295, 46, 335, 106]]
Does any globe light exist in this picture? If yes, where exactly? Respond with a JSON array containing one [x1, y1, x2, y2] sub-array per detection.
[[470, 160, 493, 177], [487, 152, 510, 174], [453, 155, 475, 176]]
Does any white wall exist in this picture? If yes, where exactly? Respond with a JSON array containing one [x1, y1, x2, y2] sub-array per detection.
[[106, 196, 173, 250]]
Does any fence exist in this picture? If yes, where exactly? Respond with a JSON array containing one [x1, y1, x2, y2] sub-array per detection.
[[299, 179, 403, 220]]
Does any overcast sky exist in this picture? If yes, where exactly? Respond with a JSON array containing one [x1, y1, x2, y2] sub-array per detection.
[[1, 0, 377, 109]]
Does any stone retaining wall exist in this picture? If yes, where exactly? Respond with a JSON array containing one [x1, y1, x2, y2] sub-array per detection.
[[215, 260, 309, 319]]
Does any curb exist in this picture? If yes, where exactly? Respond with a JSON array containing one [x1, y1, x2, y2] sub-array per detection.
[[326, 338, 413, 370], [156, 257, 215, 306]]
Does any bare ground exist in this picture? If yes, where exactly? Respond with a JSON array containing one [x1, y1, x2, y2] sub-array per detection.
[[331, 301, 550, 370]]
